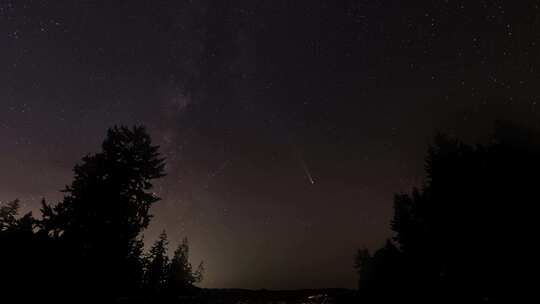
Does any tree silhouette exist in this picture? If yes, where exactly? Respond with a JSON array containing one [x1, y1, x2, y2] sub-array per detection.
[[38, 125, 166, 300], [166, 237, 204, 295], [0, 126, 211, 302], [354, 241, 406, 302], [0, 200, 21, 231], [0, 199, 35, 237], [0, 200, 43, 302], [142, 231, 204, 299], [144, 230, 170, 295], [356, 121, 537, 303]]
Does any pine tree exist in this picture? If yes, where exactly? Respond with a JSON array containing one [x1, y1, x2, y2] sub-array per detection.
[[144, 231, 170, 294], [39, 125, 166, 297], [166, 237, 204, 294]]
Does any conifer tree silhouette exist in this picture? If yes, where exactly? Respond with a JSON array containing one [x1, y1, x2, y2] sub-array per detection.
[[39, 125, 166, 300], [356, 121, 537, 303], [166, 237, 204, 295]]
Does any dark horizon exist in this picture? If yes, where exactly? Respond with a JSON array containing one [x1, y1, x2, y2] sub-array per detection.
[[2, 0, 540, 292]]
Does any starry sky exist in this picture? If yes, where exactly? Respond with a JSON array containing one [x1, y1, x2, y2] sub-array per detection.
[[2, 0, 540, 290]]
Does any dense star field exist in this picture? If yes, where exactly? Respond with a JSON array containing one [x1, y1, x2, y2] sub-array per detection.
[[2, 1, 540, 289]]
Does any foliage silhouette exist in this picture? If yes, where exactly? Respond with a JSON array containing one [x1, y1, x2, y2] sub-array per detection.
[[166, 237, 204, 295], [0, 127, 208, 303], [0, 126, 187, 303], [144, 230, 170, 295], [41, 125, 165, 300], [355, 121, 537, 303], [142, 230, 205, 300]]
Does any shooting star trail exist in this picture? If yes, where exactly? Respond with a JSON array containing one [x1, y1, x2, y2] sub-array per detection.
[[288, 140, 317, 185], [299, 155, 315, 185]]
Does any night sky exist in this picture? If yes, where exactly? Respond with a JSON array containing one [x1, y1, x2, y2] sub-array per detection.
[[2, 0, 540, 289]]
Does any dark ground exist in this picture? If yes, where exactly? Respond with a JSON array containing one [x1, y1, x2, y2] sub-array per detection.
[[117, 288, 357, 304]]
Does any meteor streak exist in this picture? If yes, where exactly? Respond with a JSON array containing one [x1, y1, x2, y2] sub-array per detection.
[[299, 156, 315, 185]]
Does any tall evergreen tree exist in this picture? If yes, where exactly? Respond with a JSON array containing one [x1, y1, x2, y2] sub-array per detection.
[[358, 121, 538, 303], [144, 230, 170, 294], [39, 125, 166, 298], [166, 237, 204, 294]]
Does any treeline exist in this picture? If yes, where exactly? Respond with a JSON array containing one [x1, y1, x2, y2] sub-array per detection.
[[0, 126, 202, 303], [2, 122, 536, 303], [354, 121, 535, 303]]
